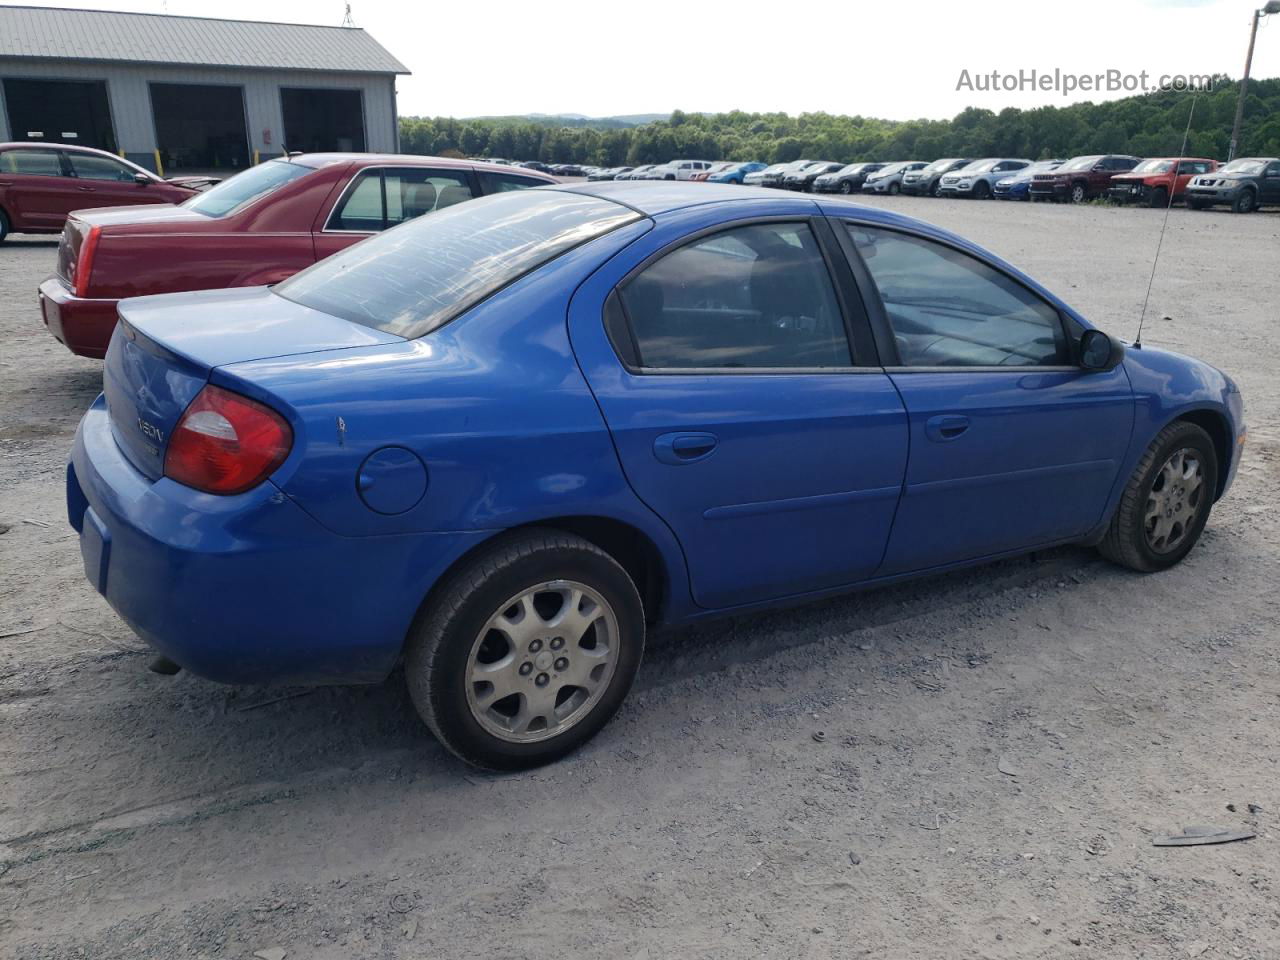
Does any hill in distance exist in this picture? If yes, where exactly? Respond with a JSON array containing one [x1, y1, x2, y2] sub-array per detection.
[[465, 113, 671, 129]]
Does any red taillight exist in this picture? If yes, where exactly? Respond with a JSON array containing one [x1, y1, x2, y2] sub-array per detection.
[[73, 224, 101, 298], [163, 385, 293, 495]]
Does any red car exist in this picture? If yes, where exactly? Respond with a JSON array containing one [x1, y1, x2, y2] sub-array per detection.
[[1106, 157, 1219, 207], [1, 142, 202, 241], [40, 154, 556, 358]]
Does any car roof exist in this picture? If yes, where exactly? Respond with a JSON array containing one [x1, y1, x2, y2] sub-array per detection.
[[1, 140, 131, 158], [287, 153, 556, 179]]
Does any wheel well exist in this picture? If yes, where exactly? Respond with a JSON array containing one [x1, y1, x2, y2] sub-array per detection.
[[531, 516, 666, 622], [1177, 410, 1232, 499], [425, 517, 668, 627]]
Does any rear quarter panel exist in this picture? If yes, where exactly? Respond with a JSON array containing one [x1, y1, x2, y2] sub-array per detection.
[[215, 218, 692, 614]]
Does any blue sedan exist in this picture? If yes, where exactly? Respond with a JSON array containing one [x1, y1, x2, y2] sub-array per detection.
[[994, 159, 1065, 200], [69, 183, 1246, 769], [708, 161, 767, 184]]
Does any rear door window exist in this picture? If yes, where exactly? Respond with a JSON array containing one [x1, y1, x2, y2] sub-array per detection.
[[1, 149, 64, 177], [615, 221, 851, 369], [477, 170, 550, 193]]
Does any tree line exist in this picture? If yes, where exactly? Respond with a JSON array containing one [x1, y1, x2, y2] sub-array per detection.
[[399, 76, 1280, 166]]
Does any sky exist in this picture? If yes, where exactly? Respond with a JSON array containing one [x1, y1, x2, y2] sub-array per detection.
[[7, 0, 1280, 120]]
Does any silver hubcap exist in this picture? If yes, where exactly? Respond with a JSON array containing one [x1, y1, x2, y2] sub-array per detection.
[[1145, 448, 1205, 554], [465, 580, 618, 744]]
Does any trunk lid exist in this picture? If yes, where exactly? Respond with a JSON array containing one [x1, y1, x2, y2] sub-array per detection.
[[104, 286, 403, 479], [69, 203, 208, 229]]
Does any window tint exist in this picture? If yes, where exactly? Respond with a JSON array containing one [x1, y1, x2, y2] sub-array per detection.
[[184, 159, 311, 217], [617, 222, 850, 369], [68, 153, 134, 181], [329, 171, 382, 230], [276, 190, 639, 339], [1, 149, 63, 176], [845, 224, 1069, 368], [329, 168, 476, 231], [477, 170, 549, 193]]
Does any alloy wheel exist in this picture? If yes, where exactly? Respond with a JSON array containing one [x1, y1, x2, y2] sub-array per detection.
[[465, 580, 619, 743], [1144, 448, 1205, 554]]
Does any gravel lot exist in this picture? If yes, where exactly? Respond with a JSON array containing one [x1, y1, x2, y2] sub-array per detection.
[[2, 196, 1278, 960]]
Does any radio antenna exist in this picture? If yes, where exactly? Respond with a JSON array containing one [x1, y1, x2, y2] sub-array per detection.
[[1135, 94, 1197, 349]]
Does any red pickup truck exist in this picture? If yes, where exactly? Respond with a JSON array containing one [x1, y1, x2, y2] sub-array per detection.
[[39, 154, 555, 358], [1106, 157, 1218, 207]]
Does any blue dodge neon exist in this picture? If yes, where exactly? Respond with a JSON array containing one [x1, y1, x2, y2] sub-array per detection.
[[68, 182, 1245, 769]]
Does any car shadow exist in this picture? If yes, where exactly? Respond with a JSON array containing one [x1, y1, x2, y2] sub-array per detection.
[[6, 236, 60, 249], [64, 544, 1104, 789]]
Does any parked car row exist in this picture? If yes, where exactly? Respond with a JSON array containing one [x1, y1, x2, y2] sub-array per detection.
[[476, 151, 1280, 215]]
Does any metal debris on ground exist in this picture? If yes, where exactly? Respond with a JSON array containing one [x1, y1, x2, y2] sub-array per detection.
[[1151, 825, 1256, 847], [811, 730, 826, 743]]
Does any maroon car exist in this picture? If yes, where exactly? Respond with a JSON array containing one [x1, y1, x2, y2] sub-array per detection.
[[1, 142, 201, 241], [1029, 154, 1141, 203], [39, 154, 556, 358]]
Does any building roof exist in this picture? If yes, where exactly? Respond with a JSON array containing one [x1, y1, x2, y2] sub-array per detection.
[[0, 5, 409, 74]]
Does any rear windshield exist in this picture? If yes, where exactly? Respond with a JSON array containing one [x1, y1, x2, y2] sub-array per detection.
[[182, 159, 312, 218], [274, 189, 640, 339]]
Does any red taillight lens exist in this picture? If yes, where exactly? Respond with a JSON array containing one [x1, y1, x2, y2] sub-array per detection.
[[73, 224, 101, 298], [163, 385, 293, 495]]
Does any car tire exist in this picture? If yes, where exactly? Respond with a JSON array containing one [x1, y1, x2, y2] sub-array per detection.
[[404, 529, 645, 770], [888, 182, 900, 195], [1098, 421, 1218, 573], [1148, 187, 1169, 209], [1070, 182, 1088, 203], [840, 180, 855, 195], [973, 181, 991, 200], [0, 208, 9, 243], [929, 180, 941, 197], [1231, 189, 1256, 214]]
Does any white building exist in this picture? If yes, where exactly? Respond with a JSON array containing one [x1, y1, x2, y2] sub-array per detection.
[[0, 5, 408, 174]]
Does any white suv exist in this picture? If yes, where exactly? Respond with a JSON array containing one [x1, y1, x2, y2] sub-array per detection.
[[667, 160, 715, 181]]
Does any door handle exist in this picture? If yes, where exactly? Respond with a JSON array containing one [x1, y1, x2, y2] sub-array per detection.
[[0, 180, 11, 186], [925, 415, 970, 442], [78, 185, 96, 192], [654, 432, 718, 464]]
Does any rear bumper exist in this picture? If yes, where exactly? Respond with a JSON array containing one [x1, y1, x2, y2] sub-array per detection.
[[39, 277, 119, 360], [69, 395, 488, 686]]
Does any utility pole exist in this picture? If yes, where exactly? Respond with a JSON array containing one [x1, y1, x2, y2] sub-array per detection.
[[1228, 1, 1280, 161]]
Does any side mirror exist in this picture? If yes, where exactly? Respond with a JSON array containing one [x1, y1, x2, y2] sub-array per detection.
[[1080, 329, 1125, 372], [134, 172, 151, 186]]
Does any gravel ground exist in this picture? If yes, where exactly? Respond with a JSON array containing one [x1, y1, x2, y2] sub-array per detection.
[[1, 196, 1278, 960]]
